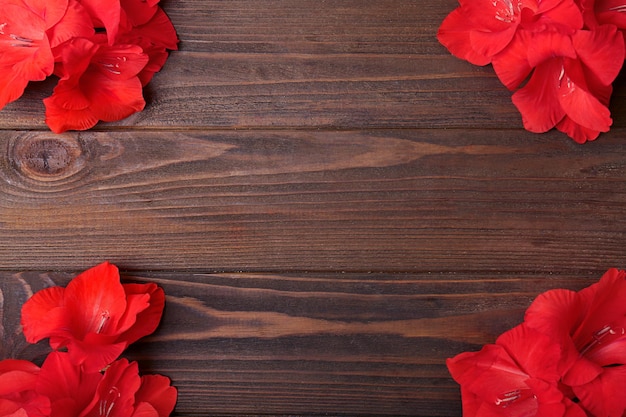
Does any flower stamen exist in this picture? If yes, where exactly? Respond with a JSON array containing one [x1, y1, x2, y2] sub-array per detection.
[[98, 57, 126, 75], [495, 390, 521, 406], [8, 33, 34, 47], [99, 387, 121, 417], [494, 388, 536, 409], [96, 310, 110, 334], [493, 0, 517, 22], [580, 325, 625, 357]]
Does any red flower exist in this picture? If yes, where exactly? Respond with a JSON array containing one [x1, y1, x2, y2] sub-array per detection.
[[0, 0, 66, 108], [0, 0, 176, 132], [525, 268, 626, 415], [21, 261, 165, 372], [493, 25, 624, 143], [0, 359, 50, 417], [37, 352, 176, 417], [44, 35, 148, 133], [437, 0, 583, 65], [447, 323, 586, 417]]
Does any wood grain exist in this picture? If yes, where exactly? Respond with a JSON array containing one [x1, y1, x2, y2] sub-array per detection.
[[0, 0, 625, 415], [0, 129, 625, 272], [3, 270, 600, 416]]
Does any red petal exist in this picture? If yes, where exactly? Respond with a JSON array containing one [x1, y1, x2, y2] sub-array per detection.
[[458, 0, 523, 31], [11, 41, 54, 82], [44, 95, 99, 133], [496, 324, 561, 381], [573, 25, 625, 86], [37, 351, 101, 414], [511, 60, 565, 133], [558, 62, 612, 133], [469, 26, 517, 59], [0, 2, 46, 42], [63, 261, 127, 338], [131, 402, 159, 417], [0, 360, 39, 375], [437, 8, 491, 66], [492, 31, 533, 90], [135, 375, 177, 417], [46, 80, 91, 110], [556, 116, 601, 143], [0, 3, 55, 82], [53, 37, 99, 80], [20, 286, 67, 343], [525, 31, 576, 67], [568, 270, 626, 369], [87, 359, 141, 416], [119, 283, 165, 344], [133, 7, 179, 50], [561, 353, 603, 386], [47, 0, 95, 48], [572, 366, 626, 417], [0, 361, 39, 395], [80, 0, 121, 44], [81, 70, 146, 122], [595, 0, 626, 27], [447, 344, 531, 405], [524, 286, 581, 374], [22, 0, 68, 28], [93, 43, 149, 80], [136, 45, 169, 85], [68, 336, 127, 372], [533, 0, 583, 31], [0, 70, 29, 110], [121, 0, 158, 26]]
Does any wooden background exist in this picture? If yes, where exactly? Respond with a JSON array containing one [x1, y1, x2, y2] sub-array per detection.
[[2, 0, 626, 415]]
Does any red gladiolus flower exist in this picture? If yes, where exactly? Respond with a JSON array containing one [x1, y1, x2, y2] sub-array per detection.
[[37, 352, 177, 417], [493, 25, 624, 143], [0, 0, 65, 109], [0, 359, 50, 417], [525, 268, 626, 415], [21, 261, 165, 372], [0, 0, 176, 132], [44, 35, 149, 133], [447, 323, 586, 417], [438, 0, 626, 142], [437, 0, 584, 65]]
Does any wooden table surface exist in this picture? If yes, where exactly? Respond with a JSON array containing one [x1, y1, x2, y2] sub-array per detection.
[[2, 1, 626, 416]]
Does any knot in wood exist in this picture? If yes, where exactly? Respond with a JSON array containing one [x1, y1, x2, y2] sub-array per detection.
[[12, 136, 85, 181]]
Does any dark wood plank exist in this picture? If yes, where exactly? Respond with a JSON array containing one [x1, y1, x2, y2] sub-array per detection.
[[167, 0, 452, 55], [2, 270, 601, 416], [0, 129, 625, 272], [0, 54, 515, 131]]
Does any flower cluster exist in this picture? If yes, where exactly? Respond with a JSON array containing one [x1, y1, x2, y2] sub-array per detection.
[[447, 268, 626, 417], [0, 261, 177, 417], [0, 0, 178, 133], [437, 0, 625, 143]]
